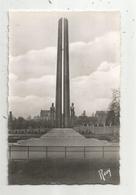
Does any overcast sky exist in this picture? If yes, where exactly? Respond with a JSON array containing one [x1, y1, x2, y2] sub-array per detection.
[[9, 11, 120, 118]]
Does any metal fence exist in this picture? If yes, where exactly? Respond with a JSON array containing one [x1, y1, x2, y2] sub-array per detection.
[[8, 145, 119, 161]]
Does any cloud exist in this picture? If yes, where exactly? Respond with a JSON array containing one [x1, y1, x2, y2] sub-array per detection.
[[97, 61, 119, 72], [9, 95, 54, 117], [10, 11, 120, 56], [10, 31, 120, 80], [9, 12, 120, 117], [9, 75, 56, 98], [70, 64, 120, 115], [9, 61, 120, 117], [9, 47, 57, 80]]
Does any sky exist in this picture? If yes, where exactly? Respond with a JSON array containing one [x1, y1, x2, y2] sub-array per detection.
[[9, 11, 120, 118]]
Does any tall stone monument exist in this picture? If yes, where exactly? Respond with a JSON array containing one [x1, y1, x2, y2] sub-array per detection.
[[55, 18, 70, 128]]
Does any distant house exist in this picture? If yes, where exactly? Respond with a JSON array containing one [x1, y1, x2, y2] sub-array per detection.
[[95, 111, 107, 126], [40, 110, 51, 120], [33, 115, 40, 121]]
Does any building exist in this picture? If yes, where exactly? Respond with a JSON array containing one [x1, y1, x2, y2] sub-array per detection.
[[40, 110, 51, 120], [95, 111, 107, 126]]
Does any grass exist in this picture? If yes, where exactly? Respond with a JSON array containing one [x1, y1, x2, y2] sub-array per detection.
[[85, 133, 119, 142], [8, 159, 120, 185]]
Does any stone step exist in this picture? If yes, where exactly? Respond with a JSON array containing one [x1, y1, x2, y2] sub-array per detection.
[[16, 128, 119, 147], [41, 128, 84, 138]]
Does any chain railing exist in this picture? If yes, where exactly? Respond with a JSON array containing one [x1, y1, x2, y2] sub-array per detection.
[[8, 145, 119, 160]]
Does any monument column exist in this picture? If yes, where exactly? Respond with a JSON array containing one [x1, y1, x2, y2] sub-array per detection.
[[63, 18, 70, 127], [55, 18, 62, 128]]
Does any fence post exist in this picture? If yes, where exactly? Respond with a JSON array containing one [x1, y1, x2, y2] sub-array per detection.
[[28, 146, 29, 160], [65, 146, 67, 160], [46, 146, 48, 160], [102, 146, 104, 159], [84, 146, 86, 160]]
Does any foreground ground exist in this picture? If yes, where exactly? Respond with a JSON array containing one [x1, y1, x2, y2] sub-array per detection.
[[8, 159, 119, 185]]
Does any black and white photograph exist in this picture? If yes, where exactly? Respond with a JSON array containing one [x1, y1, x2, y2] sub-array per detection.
[[8, 11, 120, 185]]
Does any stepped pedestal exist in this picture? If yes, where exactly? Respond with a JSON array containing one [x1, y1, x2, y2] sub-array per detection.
[[18, 128, 117, 147], [12, 128, 119, 160]]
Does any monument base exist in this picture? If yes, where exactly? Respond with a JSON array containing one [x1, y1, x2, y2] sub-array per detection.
[[17, 128, 118, 147], [11, 128, 119, 160]]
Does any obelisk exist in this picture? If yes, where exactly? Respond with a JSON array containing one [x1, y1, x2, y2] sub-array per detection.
[[63, 18, 70, 128], [55, 18, 70, 128], [55, 18, 62, 128]]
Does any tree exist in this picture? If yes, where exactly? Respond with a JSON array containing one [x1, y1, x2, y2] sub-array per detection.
[[107, 89, 120, 125]]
